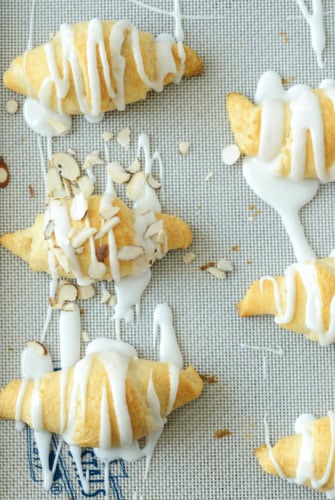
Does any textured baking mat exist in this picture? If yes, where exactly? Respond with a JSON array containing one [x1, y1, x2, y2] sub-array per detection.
[[1, 0, 335, 498]]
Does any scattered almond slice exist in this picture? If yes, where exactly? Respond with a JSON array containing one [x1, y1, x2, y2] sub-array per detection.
[[101, 289, 112, 304], [51, 152, 80, 181], [81, 330, 90, 342], [118, 245, 144, 261], [5, 99, 18, 114], [95, 216, 120, 239], [107, 162, 131, 184], [47, 119, 69, 136], [103, 131, 114, 142], [67, 147, 76, 156], [70, 192, 88, 220], [88, 261, 107, 280], [44, 220, 55, 239], [70, 227, 97, 248], [53, 248, 71, 274], [26, 340, 48, 356], [144, 220, 164, 239], [126, 157, 141, 174], [179, 141, 191, 155], [0, 157, 10, 188], [217, 259, 234, 272], [108, 295, 117, 307], [207, 267, 226, 279], [222, 144, 240, 165], [50, 282, 78, 309], [183, 252, 196, 264], [78, 284, 95, 300], [126, 171, 146, 201], [99, 204, 120, 220], [82, 151, 104, 170], [77, 175, 94, 197], [147, 174, 161, 189], [46, 166, 63, 196], [117, 127, 130, 150]]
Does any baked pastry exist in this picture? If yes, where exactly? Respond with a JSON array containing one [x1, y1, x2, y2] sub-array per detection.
[[4, 19, 203, 116], [0, 348, 203, 448], [255, 412, 335, 496], [237, 258, 335, 345], [0, 194, 192, 284], [226, 83, 335, 182]]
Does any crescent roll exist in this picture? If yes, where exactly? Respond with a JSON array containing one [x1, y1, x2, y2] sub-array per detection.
[[4, 19, 203, 116], [0, 350, 203, 448], [255, 412, 335, 497], [0, 195, 192, 284], [237, 258, 335, 345], [227, 86, 335, 182]]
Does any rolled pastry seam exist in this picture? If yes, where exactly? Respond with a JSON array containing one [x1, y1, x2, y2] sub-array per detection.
[[4, 20, 203, 116], [0, 195, 192, 282], [0, 353, 203, 448], [226, 88, 335, 181], [237, 258, 335, 344]]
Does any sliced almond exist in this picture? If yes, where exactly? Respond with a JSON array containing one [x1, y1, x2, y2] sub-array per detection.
[[107, 162, 131, 184], [95, 217, 120, 239], [101, 288, 111, 304], [75, 246, 84, 255], [183, 252, 196, 264], [70, 192, 88, 221], [178, 141, 191, 155], [103, 131, 114, 142], [117, 127, 130, 150], [152, 229, 166, 245], [70, 227, 97, 248], [118, 245, 144, 261], [50, 282, 78, 309], [77, 175, 94, 197], [108, 295, 117, 307], [99, 204, 120, 220], [221, 144, 240, 165], [126, 157, 141, 174], [145, 220, 164, 239], [51, 152, 80, 181], [47, 119, 69, 136], [207, 267, 226, 279], [82, 151, 104, 170], [67, 147, 76, 156], [88, 260, 107, 280], [26, 340, 48, 356], [5, 99, 19, 114], [96, 244, 109, 262], [81, 330, 90, 342], [126, 171, 146, 201], [44, 220, 55, 239], [78, 284, 95, 300], [53, 248, 71, 274], [46, 166, 63, 196], [62, 178, 73, 198], [0, 157, 9, 188], [63, 302, 75, 311], [147, 174, 161, 189], [217, 259, 234, 272]]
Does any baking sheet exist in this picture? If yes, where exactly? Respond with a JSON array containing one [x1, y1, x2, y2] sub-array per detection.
[[1, 0, 334, 498]]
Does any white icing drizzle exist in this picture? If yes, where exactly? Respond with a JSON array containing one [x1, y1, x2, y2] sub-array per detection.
[[263, 413, 286, 479], [240, 344, 283, 381], [59, 305, 81, 368], [153, 303, 183, 367], [295, 0, 325, 69], [261, 260, 335, 345], [23, 97, 72, 137]]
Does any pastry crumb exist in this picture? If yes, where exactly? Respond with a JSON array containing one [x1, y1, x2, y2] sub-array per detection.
[[183, 252, 196, 264], [8, 347, 14, 351], [178, 141, 191, 155], [81, 331, 90, 342], [231, 245, 240, 252], [117, 127, 130, 150], [248, 204, 255, 211], [103, 131, 114, 142], [28, 185, 35, 198], [243, 433, 252, 440], [195, 203, 201, 209], [278, 31, 288, 43], [5, 99, 19, 114], [215, 429, 232, 439], [222, 144, 240, 165], [200, 374, 217, 384], [246, 259, 253, 265], [200, 262, 215, 271]]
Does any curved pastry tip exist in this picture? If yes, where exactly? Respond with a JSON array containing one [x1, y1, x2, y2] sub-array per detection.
[[226, 93, 260, 156], [182, 44, 204, 77], [0, 227, 32, 265], [158, 213, 192, 250]]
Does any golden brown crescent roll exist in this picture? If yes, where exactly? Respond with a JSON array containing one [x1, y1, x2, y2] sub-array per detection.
[[4, 19, 203, 116], [0, 195, 192, 283], [0, 351, 203, 448], [255, 412, 335, 496], [237, 258, 335, 344], [226, 88, 335, 181]]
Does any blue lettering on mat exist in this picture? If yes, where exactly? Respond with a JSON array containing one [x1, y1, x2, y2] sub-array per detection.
[[26, 427, 128, 499]]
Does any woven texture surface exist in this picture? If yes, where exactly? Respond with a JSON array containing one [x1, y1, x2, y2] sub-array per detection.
[[0, 0, 334, 498]]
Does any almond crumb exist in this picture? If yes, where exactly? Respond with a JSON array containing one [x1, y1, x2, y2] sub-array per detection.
[[248, 204, 255, 211], [246, 259, 253, 265], [117, 127, 130, 150], [81, 331, 90, 342], [217, 259, 233, 272], [206, 171, 213, 181], [178, 141, 191, 155], [103, 131, 114, 142], [200, 374, 217, 384], [108, 295, 117, 307], [231, 245, 240, 252], [215, 429, 232, 439], [200, 262, 215, 271], [5, 99, 19, 114], [278, 31, 288, 43], [183, 252, 196, 264], [28, 185, 35, 198], [101, 288, 111, 304]]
